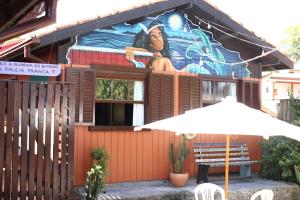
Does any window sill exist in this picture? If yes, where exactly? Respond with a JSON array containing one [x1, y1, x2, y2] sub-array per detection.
[[88, 125, 135, 132]]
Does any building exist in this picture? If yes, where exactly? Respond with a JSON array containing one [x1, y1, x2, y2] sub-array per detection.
[[0, 0, 294, 197], [262, 69, 300, 116]]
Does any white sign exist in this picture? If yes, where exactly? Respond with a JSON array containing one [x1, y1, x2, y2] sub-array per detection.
[[0, 61, 61, 77]]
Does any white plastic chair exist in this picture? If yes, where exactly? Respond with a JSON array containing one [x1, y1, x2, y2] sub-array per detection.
[[250, 189, 274, 200], [194, 183, 225, 200]]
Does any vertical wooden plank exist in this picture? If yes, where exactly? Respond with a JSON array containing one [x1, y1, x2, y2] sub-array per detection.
[[28, 83, 37, 200], [146, 132, 153, 180], [83, 126, 91, 181], [142, 132, 148, 180], [82, 127, 90, 185], [73, 127, 78, 185], [20, 83, 29, 200], [124, 131, 131, 182], [130, 131, 137, 181], [136, 131, 143, 180], [4, 82, 13, 199], [60, 85, 69, 199], [36, 84, 46, 200], [117, 131, 125, 182], [110, 131, 118, 183], [164, 131, 171, 179], [74, 127, 85, 185], [0, 82, 6, 199], [44, 84, 54, 200], [11, 82, 20, 200], [152, 130, 159, 180], [67, 83, 76, 198], [158, 131, 165, 179], [104, 132, 112, 183]]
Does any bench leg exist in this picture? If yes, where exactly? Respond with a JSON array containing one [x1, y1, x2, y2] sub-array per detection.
[[240, 165, 251, 177], [197, 165, 209, 184]]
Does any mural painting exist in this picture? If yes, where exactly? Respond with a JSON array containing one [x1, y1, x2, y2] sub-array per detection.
[[68, 11, 250, 78]]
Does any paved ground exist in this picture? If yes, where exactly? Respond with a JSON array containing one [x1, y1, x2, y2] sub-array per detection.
[[76, 175, 300, 200]]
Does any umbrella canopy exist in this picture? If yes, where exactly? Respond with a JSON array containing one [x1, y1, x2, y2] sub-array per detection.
[[134, 97, 300, 142], [134, 97, 300, 200]]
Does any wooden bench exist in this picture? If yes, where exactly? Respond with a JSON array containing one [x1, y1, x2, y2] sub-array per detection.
[[194, 142, 260, 183]]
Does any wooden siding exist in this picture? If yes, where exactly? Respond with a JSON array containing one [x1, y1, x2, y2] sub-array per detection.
[[74, 127, 262, 185]]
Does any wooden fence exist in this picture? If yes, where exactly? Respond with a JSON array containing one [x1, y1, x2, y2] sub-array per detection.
[[277, 99, 299, 123], [0, 80, 75, 200]]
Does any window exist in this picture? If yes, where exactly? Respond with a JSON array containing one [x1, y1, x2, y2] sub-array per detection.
[[95, 78, 144, 126], [202, 78, 237, 106], [66, 66, 175, 128]]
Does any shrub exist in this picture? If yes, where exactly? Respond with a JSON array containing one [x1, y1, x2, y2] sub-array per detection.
[[84, 164, 105, 200], [84, 146, 109, 200], [261, 136, 300, 183]]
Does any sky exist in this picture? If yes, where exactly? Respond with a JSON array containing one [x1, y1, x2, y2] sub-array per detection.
[[208, 0, 300, 50]]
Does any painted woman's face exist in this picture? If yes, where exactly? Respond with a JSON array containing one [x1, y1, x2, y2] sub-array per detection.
[[149, 27, 164, 51]]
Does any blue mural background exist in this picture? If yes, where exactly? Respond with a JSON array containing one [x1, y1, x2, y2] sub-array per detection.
[[72, 11, 250, 78]]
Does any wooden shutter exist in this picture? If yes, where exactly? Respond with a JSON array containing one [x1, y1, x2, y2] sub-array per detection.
[[252, 82, 260, 109], [237, 79, 260, 109], [179, 76, 202, 114], [66, 67, 95, 125], [149, 74, 174, 122]]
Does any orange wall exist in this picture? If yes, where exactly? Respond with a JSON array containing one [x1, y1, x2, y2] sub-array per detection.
[[74, 126, 262, 185]]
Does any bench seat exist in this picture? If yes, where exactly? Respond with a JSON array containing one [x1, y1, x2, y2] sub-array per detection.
[[194, 142, 260, 183]]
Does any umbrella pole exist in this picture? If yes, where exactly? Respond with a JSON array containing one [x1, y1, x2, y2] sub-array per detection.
[[225, 134, 230, 200]]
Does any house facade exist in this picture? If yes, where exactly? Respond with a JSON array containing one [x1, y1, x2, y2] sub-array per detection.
[[262, 69, 300, 116], [1, 0, 293, 187]]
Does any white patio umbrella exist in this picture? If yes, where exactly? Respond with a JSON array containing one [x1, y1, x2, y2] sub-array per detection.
[[134, 97, 300, 199]]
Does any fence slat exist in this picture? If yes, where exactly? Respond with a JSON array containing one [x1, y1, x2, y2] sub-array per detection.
[[67, 84, 75, 198], [20, 83, 29, 200], [12, 82, 21, 200], [53, 84, 61, 200], [0, 82, 6, 199], [4, 82, 14, 199], [60, 85, 69, 199], [36, 84, 46, 200], [45, 84, 54, 200], [28, 83, 37, 200]]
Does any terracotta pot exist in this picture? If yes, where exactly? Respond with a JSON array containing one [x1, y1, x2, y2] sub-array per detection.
[[169, 172, 189, 187]]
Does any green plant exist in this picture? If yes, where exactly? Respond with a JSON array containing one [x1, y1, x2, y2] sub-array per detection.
[[84, 164, 105, 200], [261, 136, 300, 183], [169, 135, 189, 174], [295, 165, 300, 184], [84, 146, 110, 200], [91, 146, 109, 174]]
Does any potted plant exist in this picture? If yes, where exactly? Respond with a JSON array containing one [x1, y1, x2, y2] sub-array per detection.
[[84, 146, 109, 200], [169, 135, 189, 187]]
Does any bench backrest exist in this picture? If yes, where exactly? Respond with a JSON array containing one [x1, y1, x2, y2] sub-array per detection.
[[194, 142, 250, 165]]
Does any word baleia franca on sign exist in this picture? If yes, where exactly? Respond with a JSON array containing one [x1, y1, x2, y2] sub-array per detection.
[[0, 61, 61, 77]]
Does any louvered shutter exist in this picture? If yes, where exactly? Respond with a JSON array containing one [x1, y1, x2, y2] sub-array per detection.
[[179, 76, 202, 114], [237, 79, 260, 110], [66, 67, 95, 125], [179, 77, 190, 114], [149, 74, 174, 122], [190, 77, 202, 109], [251, 82, 260, 109], [244, 82, 251, 106]]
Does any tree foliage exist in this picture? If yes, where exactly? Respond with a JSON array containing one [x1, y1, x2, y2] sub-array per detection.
[[284, 23, 300, 62], [261, 136, 300, 183]]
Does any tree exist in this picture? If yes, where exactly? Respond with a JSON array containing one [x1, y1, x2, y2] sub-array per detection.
[[284, 24, 300, 62]]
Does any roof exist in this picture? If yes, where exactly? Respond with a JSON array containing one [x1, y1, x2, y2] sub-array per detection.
[[263, 69, 300, 82], [0, 0, 57, 42], [21, 0, 293, 69]]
